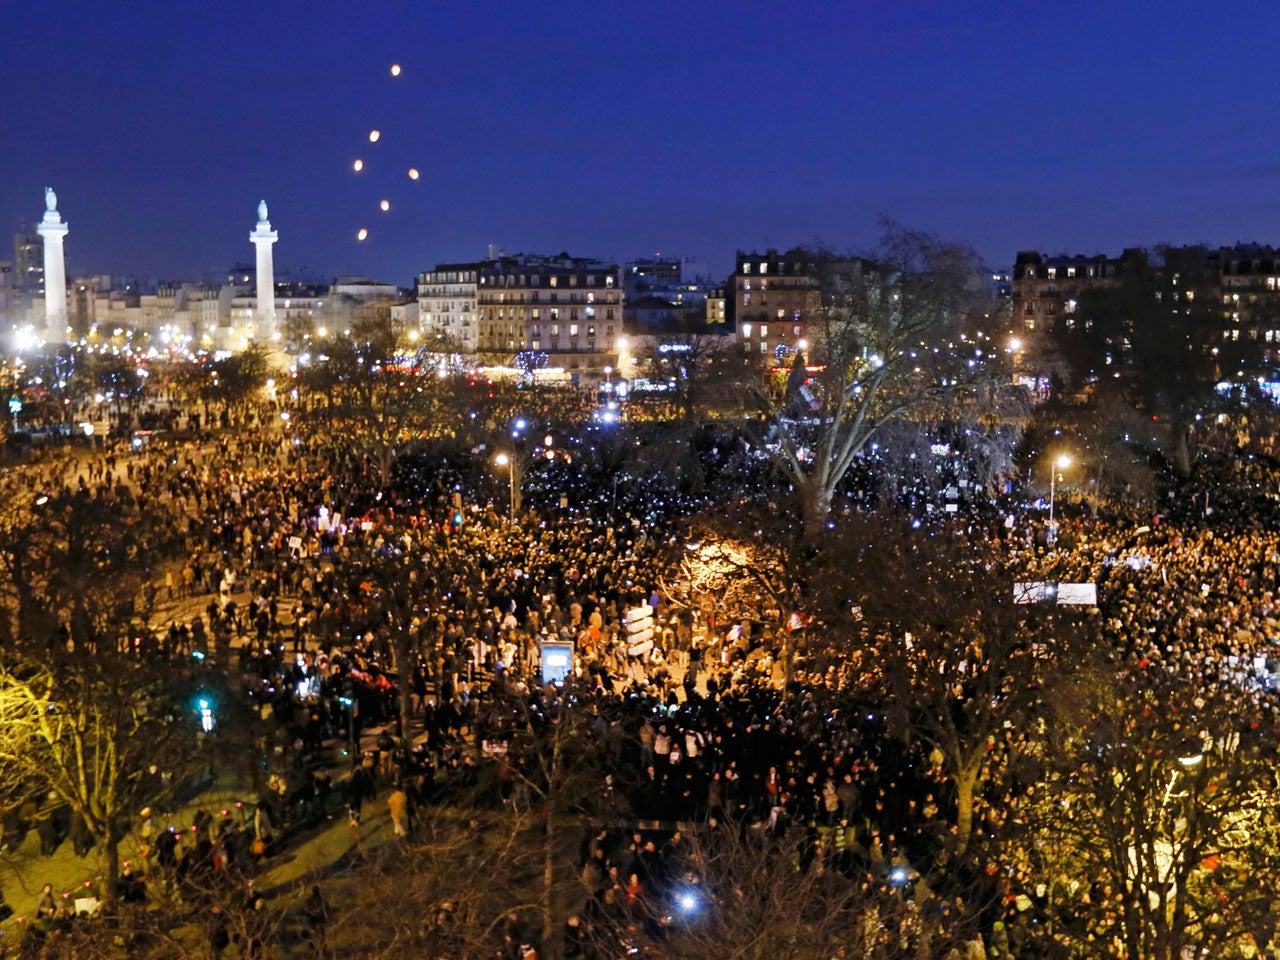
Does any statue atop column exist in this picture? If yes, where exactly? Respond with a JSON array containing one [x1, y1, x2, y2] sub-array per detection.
[[258, 199, 268, 224], [45, 187, 58, 214]]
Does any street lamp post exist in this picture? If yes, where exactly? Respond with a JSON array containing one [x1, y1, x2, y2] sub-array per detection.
[[1048, 453, 1071, 538], [495, 435, 560, 522]]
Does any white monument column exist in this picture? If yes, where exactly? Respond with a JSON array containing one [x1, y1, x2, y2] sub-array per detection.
[[250, 199, 279, 341], [37, 187, 70, 344]]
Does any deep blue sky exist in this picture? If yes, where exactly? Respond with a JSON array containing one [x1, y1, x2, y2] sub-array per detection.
[[3, 0, 1279, 287]]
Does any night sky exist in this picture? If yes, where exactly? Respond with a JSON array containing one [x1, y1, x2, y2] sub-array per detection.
[[3, 1, 1278, 287]]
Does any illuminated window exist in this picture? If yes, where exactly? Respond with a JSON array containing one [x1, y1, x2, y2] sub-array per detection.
[[760, 324, 768, 337], [743, 263, 752, 274], [570, 324, 579, 336]]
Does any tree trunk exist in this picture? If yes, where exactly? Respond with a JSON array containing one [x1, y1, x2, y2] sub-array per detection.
[[799, 481, 832, 540], [954, 769, 975, 857], [540, 711, 567, 952], [379, 445, 395, 490], [542, 799, 556, 952], [101, 826, 121, 912], [1173, 426, 1191, 476], [394, 631, 414, 747]]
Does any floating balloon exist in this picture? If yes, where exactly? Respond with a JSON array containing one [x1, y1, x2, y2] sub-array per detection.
[[380, 199, 390, 212], [408, 168, 420, 180], [390, 64, 402, 77], [353, 159, 364, 172], [357, 228, 368, 241], [368, 130, 381, 143]]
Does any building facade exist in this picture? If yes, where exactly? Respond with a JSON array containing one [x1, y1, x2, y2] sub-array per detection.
[[732, 249, 826, 363], [1011, 251, 1130, 332], [475, 253, 622, 378], [417, 262, 480, 353]]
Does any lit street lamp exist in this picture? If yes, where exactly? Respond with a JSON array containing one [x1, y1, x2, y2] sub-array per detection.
[[496, 434, 565, 521], [1048, 453, 1071, 538]]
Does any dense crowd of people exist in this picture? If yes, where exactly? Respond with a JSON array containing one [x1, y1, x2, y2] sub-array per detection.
[[5, 399, 1280, 958]]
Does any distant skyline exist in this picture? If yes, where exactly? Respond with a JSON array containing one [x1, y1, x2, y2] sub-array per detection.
[[4, 1, 1280, 286]]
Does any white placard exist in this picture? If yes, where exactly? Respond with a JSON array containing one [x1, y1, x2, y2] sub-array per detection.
[[1056, 583, 1097, 606], [1014, 582, 1048, 604]]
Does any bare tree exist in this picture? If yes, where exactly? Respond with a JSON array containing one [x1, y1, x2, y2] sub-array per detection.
[[745, 223, 1000, 536], [648, 824, 978, 960], [1019, 666, 1280, 960], [0, 653, 207, 910], [846, 525, 1078, 861], [298, 317, 456, 487]]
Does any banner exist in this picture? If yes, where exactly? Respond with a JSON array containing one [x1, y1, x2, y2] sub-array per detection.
[[1056, 583, 1097, 606]]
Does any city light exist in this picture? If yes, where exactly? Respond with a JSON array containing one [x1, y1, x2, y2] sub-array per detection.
[[676, 889, 702, 913]]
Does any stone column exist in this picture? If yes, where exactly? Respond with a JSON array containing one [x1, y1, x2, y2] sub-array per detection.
[[37, 187, 69, 344], [250, 200, 279, 342]]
